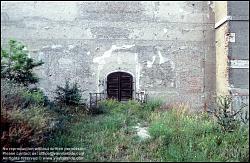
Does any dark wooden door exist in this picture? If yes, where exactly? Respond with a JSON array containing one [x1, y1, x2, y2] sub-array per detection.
[[107, 72, 133, 101]]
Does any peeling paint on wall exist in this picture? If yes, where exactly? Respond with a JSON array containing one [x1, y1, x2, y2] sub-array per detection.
[[68, 45, 75, 50], [93, 44, 135, 65], [158, 50, 166, 64], [163, 28, 167, 33], [93, 44, 135, 92], [51, 45, 63, 49], [147, 56, 156, 68]]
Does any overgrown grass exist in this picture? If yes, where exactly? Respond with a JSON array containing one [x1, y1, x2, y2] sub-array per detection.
[[148, 110, 249, 162], [1, 79, 57, 147], [45, 99, 249, 162]]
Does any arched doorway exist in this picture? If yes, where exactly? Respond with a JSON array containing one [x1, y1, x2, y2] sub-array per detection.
[[107, 72, 133, 101]]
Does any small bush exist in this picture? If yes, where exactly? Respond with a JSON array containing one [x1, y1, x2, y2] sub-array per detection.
[[21, 88, 45, 106], [45, 101, 87, 133], [55, 80, 83, 106], [212, 95, 242, 132], [1, 79, 46, 109]]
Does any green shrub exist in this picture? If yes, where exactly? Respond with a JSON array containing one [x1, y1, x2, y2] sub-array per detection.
[[1, 79, 46, 109], [1, 40, 44, 86], [55, 80, 83, 106], [21, 88, 46, 106], [212, 95, 242, 132]]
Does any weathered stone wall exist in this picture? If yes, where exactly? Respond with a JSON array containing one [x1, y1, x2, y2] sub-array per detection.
[[1, 1, 216, 110]]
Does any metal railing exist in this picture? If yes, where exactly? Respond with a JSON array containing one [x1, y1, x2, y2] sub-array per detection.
[[89, 91, 149, 109], [135, 92, 148, 104], [89, 93, 105, 109]]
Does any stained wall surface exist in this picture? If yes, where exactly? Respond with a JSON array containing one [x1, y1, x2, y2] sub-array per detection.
[[1, 1, 216, 110]]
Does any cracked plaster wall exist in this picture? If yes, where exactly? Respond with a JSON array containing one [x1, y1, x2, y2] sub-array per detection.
[[1, 1, 216, 110]]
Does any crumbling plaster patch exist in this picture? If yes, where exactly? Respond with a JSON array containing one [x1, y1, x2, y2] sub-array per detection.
[[147, 56, 156, 68], [93, 44, 137, 92], [146, 49, 175, 69]]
